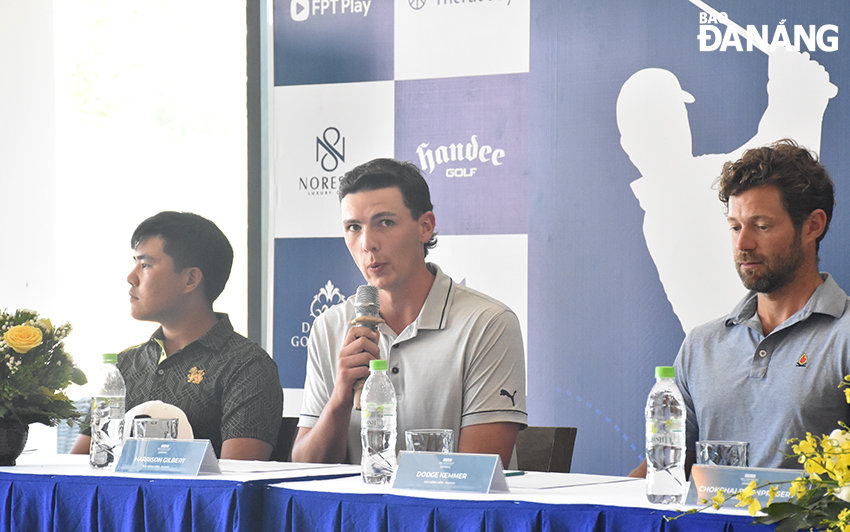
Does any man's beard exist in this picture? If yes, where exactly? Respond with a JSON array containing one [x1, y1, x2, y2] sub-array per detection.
[[735, 233, 804, 294]]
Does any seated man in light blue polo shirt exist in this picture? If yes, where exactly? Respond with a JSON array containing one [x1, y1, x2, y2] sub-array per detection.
[[631, 139, 850, 477]]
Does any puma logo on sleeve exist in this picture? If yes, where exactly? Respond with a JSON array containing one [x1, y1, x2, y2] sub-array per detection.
[[500, 389, 517, 407]]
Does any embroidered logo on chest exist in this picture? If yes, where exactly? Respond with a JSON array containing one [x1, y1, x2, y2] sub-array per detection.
[[796, 353, 808, 367], [187, 367, 205, 384]]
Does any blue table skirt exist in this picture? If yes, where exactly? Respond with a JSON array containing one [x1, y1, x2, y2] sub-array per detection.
[[1, 472, 265, 532], [261, 488, 775, 532], [1, 472, 775, 532]]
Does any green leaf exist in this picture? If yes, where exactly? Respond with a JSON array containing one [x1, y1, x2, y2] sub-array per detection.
[[71, 367, 87, 385], [821, 498, 850, 521], [755, 502, 807, 524], [773, 513, 821, 532]]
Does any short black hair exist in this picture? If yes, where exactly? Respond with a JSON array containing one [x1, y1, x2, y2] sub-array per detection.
[[131, 211, 233, 304], [338, 158, 438, 256], [717, 139, 835, 250]]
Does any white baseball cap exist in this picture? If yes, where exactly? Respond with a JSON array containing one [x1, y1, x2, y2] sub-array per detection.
[[123, 400, 194, 440]]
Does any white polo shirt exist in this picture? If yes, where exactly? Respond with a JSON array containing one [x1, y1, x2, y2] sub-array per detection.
[[300, 263, 528, 464]]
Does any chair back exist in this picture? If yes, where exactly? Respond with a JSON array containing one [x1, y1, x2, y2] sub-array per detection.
[[270, 417, 300, 462], [515, 426, 577, 473]]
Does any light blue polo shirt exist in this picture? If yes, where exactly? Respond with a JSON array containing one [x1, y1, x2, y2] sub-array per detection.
[[675, 273, 850, 468]]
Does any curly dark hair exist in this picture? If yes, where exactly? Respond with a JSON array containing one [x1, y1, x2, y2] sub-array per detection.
[[716, 139, 834, 249], [339, 158, 438, 256]]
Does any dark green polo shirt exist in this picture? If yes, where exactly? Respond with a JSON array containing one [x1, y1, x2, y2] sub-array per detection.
[[118, 314, 282, 457]]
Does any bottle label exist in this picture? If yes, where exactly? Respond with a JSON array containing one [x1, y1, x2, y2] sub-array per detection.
[[362, 403, 396, 430], [647, 419, 685, 446]]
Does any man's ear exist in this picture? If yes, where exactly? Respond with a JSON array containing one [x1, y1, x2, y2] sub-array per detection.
[[418, 211, 436, 244], [184, 267, 204, 295], [803, 209, 827, 245]]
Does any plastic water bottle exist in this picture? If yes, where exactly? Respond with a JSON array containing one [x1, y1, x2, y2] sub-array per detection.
[[89, 353, 126, 469], [360, 359, 397, 484], [645, 365, 687, 503]]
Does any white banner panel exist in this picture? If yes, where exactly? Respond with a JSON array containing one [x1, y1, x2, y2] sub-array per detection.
[[394, 0, 530, 81], [273, 81, 395, 238], [428, 234, 529, 358]]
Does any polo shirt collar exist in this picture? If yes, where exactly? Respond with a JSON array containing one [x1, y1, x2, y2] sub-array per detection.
[[414, 263, 452, 331], [726, 273, 847, 332], [149, 313, 234, 358]]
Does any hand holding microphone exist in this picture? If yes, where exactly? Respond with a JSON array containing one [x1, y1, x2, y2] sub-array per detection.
[[350, 284, 384, 410]]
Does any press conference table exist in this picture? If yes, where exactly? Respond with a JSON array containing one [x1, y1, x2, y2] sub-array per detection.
[[0, 454, 773, 532]]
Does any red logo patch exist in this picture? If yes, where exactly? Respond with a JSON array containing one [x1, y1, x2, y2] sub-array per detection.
[[796, 353, 808, 367]]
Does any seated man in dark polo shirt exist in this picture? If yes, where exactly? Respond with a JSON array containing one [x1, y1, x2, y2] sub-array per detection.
[[71, 212, 283, 460]]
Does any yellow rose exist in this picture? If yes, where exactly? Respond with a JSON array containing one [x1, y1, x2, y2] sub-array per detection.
[[4, 325, 43, 354]]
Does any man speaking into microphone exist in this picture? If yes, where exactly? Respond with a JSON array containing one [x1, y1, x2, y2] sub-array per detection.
[[291, 158, 527, 468]]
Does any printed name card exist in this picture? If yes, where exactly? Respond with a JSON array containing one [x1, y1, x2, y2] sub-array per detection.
[[686, 464, 801, 506], [392, 451, 508, 493], [116, 439, 221, 475]]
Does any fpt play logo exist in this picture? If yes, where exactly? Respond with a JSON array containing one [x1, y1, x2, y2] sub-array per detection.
[[290, 0, 372, 21]]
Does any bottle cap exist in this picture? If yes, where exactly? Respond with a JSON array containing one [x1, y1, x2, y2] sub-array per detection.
[[369, 359, 387, 371], [102, 353, 118, 364], [655, 366, 675, 379]]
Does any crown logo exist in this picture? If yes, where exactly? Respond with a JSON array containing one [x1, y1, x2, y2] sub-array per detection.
[[310, 280, 347, 319]]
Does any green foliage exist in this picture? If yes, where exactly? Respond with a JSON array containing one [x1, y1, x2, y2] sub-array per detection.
[[0, 309, 88, 427]]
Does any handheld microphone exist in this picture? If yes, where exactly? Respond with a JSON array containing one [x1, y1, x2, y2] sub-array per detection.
[[350, 284, 384, 410]]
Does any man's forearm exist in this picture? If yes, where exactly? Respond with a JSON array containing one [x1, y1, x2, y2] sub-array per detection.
[[291, 399, 353, 463]]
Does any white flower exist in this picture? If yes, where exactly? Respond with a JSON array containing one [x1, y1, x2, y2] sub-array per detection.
[[829, 429, 850, 503]]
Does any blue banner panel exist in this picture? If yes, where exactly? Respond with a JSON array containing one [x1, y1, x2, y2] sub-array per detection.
[[273, 237, 365, 388], [527, 0, 850, 476], [273, 0, 394, 86]]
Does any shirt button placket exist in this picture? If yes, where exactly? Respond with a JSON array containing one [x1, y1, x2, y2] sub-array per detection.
[[390, 344, 403, 400], [750, 341, 771, 378]]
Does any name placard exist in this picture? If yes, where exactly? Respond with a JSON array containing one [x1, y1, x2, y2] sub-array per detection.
[[116, 439, 221, 475], [686, 464, 801, 506], [392, 451, 508, 493]]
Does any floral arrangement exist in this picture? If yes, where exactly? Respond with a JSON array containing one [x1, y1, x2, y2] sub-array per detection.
[[0, 309, 87, 426], [688, 376, 850, 532]]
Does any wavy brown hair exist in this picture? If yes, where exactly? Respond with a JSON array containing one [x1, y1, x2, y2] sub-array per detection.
[[716, 139, 835, 250]]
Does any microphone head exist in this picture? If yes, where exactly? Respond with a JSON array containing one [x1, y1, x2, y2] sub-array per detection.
[[354, 284, 380, 317]]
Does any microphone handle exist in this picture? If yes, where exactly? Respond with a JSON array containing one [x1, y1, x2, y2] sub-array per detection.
[[349, 316, 384, 411]]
